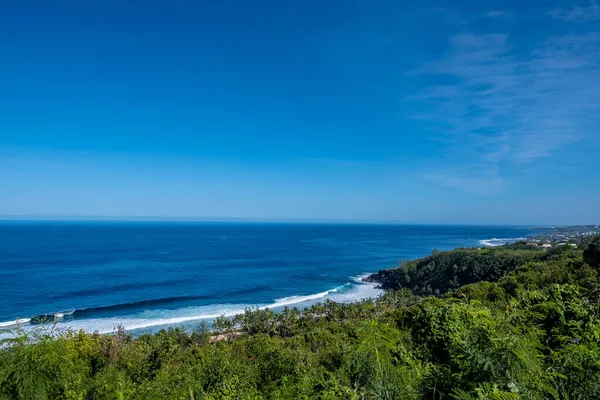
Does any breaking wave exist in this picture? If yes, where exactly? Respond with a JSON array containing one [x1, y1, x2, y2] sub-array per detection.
[[0, 275, 381, 335]]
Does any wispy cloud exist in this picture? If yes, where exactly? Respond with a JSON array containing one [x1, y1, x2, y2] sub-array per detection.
[[486, 10, 513, 20], [424, 169, 508, 196], [413, 5, 600, 195], [548, 1, 600, 22]]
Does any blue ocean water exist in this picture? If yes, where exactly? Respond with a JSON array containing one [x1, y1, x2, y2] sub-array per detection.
[[0, 222, 534, 335]]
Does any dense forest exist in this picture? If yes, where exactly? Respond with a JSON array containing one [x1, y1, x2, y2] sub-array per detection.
[[1, 237, 599, 399], [364, 242, 585, 295]]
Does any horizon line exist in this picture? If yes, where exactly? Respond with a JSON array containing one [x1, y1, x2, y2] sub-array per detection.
[[0, 215, 575, 228]]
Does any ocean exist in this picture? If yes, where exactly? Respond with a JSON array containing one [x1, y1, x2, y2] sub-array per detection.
[[0, 221, 534, 336]]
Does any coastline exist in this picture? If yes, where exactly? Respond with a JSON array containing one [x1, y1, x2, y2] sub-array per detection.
[[0, 224, 547, 337], [0, 273, 383, 337]]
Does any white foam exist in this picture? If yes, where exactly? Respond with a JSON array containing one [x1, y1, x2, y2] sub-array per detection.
[[78, 305, 250, 334], [0, 318, 31, 328], [479, 237, 525, 247], [0, 275, 382, 337], [329, 278, 382, 303], [272, 288, 338, 308], [351, 273, 371, 283]]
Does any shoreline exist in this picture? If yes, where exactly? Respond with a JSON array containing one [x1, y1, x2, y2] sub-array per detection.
[[3, 226, 569, 336], [0, 274, 383, 337]]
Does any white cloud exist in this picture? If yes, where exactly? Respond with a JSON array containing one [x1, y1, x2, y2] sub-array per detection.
[[412, 7, 600, 195]]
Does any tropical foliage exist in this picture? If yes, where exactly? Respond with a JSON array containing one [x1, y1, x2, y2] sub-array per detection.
[[1, 239, 599, 399], [365, 244, 582, 295]]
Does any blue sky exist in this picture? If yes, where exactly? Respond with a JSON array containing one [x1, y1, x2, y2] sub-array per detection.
[[1, 0, 599, 224]]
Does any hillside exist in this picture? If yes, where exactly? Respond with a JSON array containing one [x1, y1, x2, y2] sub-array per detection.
[[1, 238, 599, 399], [364, 243, 583, 295]]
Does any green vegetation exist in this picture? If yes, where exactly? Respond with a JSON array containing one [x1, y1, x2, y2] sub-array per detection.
[[365, 244, 582, 295], [2, 239, 600, 399], [584, 236, 600, 270]]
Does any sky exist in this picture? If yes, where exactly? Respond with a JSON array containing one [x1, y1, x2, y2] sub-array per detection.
[[1, 0, 599, 225]]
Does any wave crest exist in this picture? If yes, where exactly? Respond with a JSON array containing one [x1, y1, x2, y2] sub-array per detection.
[[479, 237, 525, 247], [0, 274, 382, 335]]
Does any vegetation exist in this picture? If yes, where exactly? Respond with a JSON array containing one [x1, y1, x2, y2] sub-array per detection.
[[584, 236, 600, 270], [364, 244, 582, 295], [1, 239, 600, 399]]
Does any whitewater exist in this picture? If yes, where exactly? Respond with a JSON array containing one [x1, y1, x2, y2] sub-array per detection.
[[0, 276, 382, 339]]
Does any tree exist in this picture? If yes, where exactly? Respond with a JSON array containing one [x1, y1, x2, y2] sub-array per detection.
[[583, 236, 600, 269]]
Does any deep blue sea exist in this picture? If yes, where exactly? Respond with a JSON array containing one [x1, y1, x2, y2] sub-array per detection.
[[0, 222, 534, 336]]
